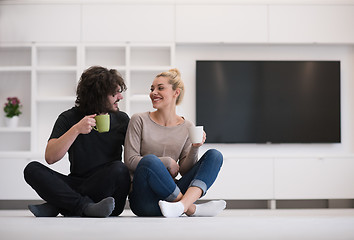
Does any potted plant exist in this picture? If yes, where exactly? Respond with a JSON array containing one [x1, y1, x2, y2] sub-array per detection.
[[3, 97, 22, 127]]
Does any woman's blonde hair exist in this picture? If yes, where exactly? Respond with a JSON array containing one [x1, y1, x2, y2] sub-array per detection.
[[156, 68, 185, 105]]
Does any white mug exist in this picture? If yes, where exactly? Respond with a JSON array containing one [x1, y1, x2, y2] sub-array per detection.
[[188, 126, 204, 144]]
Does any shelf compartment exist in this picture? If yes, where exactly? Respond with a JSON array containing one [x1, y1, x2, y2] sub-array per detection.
[[129, 100, 154, 116], [116, 93, 127, 113], [0, 132, 31, 151], [36, 101, 74, 152], [85, 46, 126, 67], [130, 94, 151, 102], [130, 46, 171, 67], [130, 70, 160, 95], [117, 70, 126, 81], [37, 46, 77, 66], [0, 47, 31, 67], [0, 71, 31, 127], [37, 70, 77, 98]]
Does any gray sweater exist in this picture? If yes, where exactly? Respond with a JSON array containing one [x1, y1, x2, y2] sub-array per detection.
[[124, 112, 199, 178]]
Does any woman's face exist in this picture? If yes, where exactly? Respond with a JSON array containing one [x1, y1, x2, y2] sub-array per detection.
[[150, 76, 178, 110], [107, 86, 123, 112]]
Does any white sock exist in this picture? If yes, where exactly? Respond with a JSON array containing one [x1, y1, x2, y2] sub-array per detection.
[[191, 200, 226, 217], [158, 200, 184, 218]]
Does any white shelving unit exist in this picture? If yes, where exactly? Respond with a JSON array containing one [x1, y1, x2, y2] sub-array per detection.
[[0, 45, 32, 156], [0, 42, 175, 159], [82, 43, 175, 114], [0, 42, 174, 200], [33, 44, 79, 153], [127, 44, 174, 115], [0, 1, 354, 205]]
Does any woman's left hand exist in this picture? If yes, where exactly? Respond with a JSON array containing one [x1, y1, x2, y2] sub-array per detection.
[[168, 159, 180, 178], [192, 131, 206, 147]]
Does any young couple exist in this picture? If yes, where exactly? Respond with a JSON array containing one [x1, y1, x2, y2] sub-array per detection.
[[24, 66, 225, 218]]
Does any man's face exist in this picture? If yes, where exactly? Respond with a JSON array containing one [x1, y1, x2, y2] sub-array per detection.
[[107, 86, 123, 112]]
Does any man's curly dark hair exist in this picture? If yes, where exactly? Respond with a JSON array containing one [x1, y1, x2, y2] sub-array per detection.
[[75, 66, 127, 115]]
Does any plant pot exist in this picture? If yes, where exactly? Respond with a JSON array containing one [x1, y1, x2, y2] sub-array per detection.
[[5, 116, 19, 128]]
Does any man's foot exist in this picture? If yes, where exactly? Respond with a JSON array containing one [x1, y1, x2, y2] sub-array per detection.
[[28, 202, 59, 217], [83, 197, 115, 218]]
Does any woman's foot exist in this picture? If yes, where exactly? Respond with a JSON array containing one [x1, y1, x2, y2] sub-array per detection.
[[189, 200, 226, 217], [158, 200, 184, 218]]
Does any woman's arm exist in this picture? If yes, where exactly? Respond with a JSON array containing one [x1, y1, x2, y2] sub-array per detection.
[[124, 115, 145, 171], [45, 114, 96, 164], [179, 131, 206, 175]]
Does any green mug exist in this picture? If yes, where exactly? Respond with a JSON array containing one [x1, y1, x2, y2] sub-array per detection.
[[93, 114, 110, 133]]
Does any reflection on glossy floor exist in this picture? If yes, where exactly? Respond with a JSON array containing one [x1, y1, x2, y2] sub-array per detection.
[[1, 209, 354, 240]]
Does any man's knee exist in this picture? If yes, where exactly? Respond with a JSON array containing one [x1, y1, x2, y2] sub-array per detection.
[[108, 161, 130, 182], [23, 161, 44, 183]]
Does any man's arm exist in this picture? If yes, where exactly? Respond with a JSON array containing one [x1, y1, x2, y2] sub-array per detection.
[[45, 114, 96, 164]]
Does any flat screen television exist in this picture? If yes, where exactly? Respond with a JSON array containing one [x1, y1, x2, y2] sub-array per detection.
[[196, 60, 341, 143]]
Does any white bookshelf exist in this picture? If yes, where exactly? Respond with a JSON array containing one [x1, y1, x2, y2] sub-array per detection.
[[0, 45, 32, 156], [0, 42, 175, 158]]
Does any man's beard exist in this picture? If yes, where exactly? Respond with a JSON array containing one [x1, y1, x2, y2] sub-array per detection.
[[108, 101, 119, 113]]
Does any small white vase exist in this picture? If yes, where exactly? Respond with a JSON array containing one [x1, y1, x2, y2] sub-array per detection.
[[5, 116, 19, 128]]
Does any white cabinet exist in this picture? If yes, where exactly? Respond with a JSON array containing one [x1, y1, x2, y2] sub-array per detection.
[[0, 159, 40, 200], [204, 158, 274, 200], [2, 3, 354, 45], [82, 5, 174, 42], [269, 5, 354, 43], [176, 4, 354, 44], [274, 157, 354, 199], [176, 5, 268, 43], [0, 4, 81, 42], [206, 156, 354, 201], [0, 157, 70, 200]]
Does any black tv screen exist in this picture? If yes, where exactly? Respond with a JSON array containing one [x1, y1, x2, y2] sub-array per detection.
[[196, 61, 341, 143]]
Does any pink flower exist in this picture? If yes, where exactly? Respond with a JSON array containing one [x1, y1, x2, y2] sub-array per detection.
[[3, 97, 22, 118]]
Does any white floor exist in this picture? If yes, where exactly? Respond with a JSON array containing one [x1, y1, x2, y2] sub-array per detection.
[[1, 209, 354, 240]]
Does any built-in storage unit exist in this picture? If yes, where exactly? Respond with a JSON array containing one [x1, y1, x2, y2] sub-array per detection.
[[268, 5, 354, 43], [204, 158, 274, 200], [205, 156, 354, 208], [175, 5, 268, 43], [274, 157, 354, 199], [81, 4, 175, 42], [0, 43, 174, 155], [0, 43, 175, 199], [0, 46, 32, 153], [1, 1, 354, 208], [0, 4, 81, 42], [175, 4, 354, 44]]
